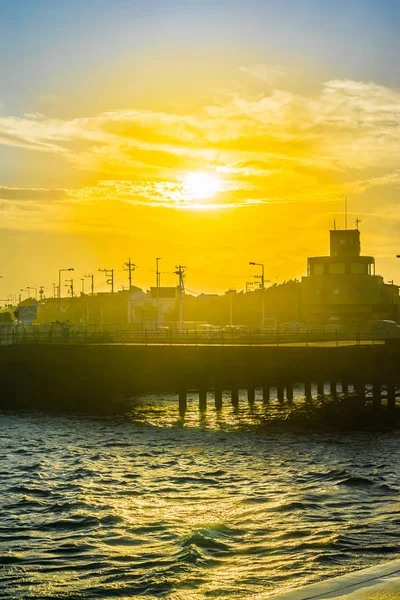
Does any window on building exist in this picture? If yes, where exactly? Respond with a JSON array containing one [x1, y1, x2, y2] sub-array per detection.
[[313, 264, 324, 275], [329, 263, 345, 274], [350, 263, 366, 275]]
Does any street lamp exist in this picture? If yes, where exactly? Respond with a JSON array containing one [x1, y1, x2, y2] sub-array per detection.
[[58, 268, 74, 316], [156, 257, 161, 330]]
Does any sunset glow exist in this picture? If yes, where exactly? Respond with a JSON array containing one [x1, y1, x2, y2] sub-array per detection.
[[183, 172, 222, 201], [1, 0, 400, 296]]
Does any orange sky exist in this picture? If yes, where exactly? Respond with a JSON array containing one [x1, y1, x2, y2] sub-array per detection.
[[1, 1, 400, 299]]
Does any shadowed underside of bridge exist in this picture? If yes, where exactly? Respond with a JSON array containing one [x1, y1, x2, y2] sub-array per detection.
[[1, 343, 400, 412]]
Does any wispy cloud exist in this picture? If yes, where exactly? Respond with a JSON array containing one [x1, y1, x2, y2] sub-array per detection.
[[1, 78, 400, 219]]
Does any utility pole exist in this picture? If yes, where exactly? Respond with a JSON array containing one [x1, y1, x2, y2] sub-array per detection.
[[85, 274, 94, 295], [124, 258, 136, 289], [27, 287, 37, 299], [249, 262, 266, 329], [174, 265, 186, 332], [39, 286, 45, 300], [65, 279, 74, 298], [99, 269, 114, 293], [58, 268, 74, 317], [156, 257, 161, 288]]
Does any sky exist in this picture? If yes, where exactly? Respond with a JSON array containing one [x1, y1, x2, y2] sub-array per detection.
[[1, 0, 400, 298]]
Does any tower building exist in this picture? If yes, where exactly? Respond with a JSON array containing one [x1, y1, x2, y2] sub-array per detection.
[[300, 228, 399, 325]]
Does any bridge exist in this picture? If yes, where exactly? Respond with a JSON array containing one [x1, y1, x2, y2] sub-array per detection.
[[1, 341, 400, 415]]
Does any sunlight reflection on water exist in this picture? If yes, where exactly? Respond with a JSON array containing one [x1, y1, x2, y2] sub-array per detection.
[[1, 389, 400, 599]]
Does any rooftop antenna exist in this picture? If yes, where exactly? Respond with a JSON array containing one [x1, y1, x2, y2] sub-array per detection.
[[333, 219, 336, 230], [355, 217, 361, 230]]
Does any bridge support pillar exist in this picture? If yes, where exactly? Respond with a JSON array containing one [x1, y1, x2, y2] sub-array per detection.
[[231, 388, 239, 409], [248, 387, 255, 406], [199, 388, 207, 412], [317, 381, 324, 397], [215, 388, 223, 411], [262, 385, 270, 403], [355, 382, 366, 405], [277, 384, 284, 402], [330, 381, 337, 398], [387, 384, 396, 414], [342, 380, 349, 394], [179, 390, 187, 414], [372, 383, 381, 410], [286, 382, 294, 402], [304, 381, 312, 400]]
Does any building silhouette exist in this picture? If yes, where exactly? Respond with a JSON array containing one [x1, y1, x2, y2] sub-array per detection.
[[300, 228, 399, 325]]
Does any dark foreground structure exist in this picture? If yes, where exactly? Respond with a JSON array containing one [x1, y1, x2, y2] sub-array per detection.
[[1, 342, 400, 416]]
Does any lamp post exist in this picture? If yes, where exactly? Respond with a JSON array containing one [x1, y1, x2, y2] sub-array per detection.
[[156, 257, 161, 330], [58, 268, 74, 317], [249, 262, 265, 329]]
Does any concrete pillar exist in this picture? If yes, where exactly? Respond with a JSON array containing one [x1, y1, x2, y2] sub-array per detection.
[[342, 380, 349, 394], [215, 388, 223, 411], [387, 384, 396, 413], [262, 385, 270, 403], [317, 381, 324, 397], [330, 381, 337, 398], [354, 382, 366, 405], [179, 390, 187, 414], [304, 381, 312, 399], [248, 387, 255, 406], [372, 382, 381, 410], [277, 384, 284, 402], [231, 387, 239, 409], [199, 388, 207, 412], [286, 382, 294, 402]]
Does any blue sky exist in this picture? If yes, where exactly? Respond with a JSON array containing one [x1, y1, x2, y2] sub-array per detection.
[[1, 0, 400, 116]]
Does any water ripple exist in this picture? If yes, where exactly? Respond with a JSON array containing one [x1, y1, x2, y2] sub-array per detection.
[[1, 399, 400, 598]]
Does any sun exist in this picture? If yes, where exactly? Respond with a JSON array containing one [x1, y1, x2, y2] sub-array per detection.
[[183, 172, 222, 200]]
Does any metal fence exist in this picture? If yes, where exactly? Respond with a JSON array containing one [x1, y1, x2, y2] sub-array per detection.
[[0, 325, 393, 346]]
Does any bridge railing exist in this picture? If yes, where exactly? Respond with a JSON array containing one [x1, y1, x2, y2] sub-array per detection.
[[0, 326, 394, 346]]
